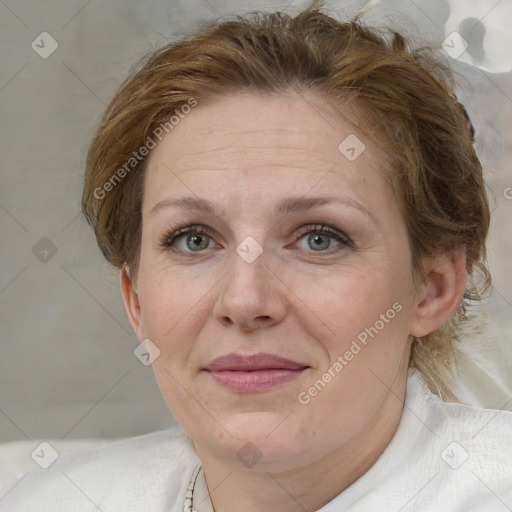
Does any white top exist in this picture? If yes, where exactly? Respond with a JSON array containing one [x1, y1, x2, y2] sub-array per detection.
[[1, 368, 512, 511]]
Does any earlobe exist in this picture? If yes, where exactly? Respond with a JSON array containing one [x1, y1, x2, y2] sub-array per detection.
[[409, 250, 467, 338], [120, 265, 144, 340]]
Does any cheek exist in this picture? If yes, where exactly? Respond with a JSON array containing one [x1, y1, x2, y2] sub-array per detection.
[[292, 263, 410, 348], [291, 271, 411, 440], [136, 265, 215, 358]]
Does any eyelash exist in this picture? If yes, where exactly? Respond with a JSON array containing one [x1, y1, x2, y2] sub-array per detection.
[[159, 223, 353, 256]]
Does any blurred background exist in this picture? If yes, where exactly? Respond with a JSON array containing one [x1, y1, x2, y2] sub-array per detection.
[[0, 0, 511, 447]]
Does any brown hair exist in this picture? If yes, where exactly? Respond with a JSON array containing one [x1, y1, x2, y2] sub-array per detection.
[[82, 2, 490, 400]]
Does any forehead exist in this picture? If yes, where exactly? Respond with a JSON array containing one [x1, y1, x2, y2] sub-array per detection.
[[142, 91, 391, 212], [151, 91, 369, 157]]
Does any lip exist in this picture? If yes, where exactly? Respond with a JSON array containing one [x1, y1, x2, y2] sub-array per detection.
[[203, 353, 309, 392]]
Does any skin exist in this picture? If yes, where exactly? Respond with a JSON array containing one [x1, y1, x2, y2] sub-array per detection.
[[121, 90, 467, 512]]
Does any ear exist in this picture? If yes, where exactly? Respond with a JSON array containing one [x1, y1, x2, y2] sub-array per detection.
[[120, 265, 144, 341], [409, 249, 467, 338]]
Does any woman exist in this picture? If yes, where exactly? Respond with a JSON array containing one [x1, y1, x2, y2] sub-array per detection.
[[2, 3, 511, 511]]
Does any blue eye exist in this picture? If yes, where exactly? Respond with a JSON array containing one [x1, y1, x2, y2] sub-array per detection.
[[295, 225, 351, 252], [160, 223, 352, 255], [162, 225, 214, 253]]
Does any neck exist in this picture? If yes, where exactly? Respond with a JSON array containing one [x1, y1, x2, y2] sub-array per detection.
[[195, 366, 409, 512]]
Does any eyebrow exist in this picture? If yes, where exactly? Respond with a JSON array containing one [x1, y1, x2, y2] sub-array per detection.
[[150, 195, 371, 219]]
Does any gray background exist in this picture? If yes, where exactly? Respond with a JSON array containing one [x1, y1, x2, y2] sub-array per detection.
[[1, 0, 511, 443]]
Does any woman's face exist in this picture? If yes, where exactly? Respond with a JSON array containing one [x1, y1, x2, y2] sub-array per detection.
[[124, 91, 425, 471]]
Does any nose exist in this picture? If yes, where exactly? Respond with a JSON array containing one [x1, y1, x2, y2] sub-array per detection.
[[213, 240, 287, 332]]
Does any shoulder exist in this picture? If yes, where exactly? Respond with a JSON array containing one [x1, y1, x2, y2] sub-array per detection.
[[0, 426, 199, 512], [416, 371, 512, 454], [407, 371, 512, 509], [336, 371, 512, 511]]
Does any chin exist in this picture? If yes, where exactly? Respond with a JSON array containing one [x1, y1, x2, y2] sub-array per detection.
[[194, 411, 321, 471]]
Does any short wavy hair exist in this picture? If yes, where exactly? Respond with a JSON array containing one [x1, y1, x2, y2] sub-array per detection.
[[82, 2, 491, 400]]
